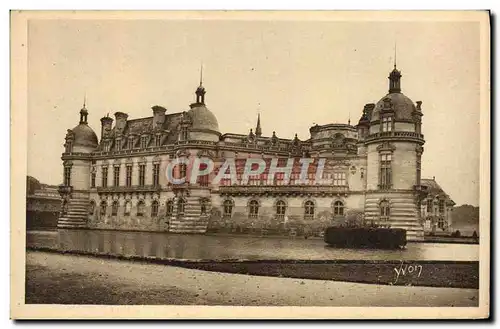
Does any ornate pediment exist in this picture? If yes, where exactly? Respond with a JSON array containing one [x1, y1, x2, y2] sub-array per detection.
[[377, 141, 396, 152]]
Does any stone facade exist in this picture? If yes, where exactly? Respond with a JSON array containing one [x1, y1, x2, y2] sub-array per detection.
[[57, 65, 448, 241]]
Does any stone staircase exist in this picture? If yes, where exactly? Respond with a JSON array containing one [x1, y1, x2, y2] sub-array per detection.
[[169, 196, 210, 233], [364, 193, 424, 241], [57, 197, 89, 229]]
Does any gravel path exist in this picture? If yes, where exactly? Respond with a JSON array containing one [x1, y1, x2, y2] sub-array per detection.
[[25, 251, 478, 306]]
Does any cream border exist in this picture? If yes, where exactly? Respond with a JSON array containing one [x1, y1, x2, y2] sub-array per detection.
[[10, 10, 490, 319]]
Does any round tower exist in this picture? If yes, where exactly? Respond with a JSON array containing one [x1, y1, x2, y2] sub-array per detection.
[[58, 100, 98, 229], [363, 64, 426, 241]]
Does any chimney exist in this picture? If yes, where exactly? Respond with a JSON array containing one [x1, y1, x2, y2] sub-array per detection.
[[152, 105, 167, 129], [100, 115, 113, 139], [114, 112, 128, 132]]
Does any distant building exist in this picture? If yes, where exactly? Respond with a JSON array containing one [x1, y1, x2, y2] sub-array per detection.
[[26, 176, 61, 230], [420, 177, 455, 234], [56, 64, 450, 241]]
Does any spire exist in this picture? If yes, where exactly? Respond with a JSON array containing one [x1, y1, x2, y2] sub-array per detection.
[[79, 94, 88, 124], [255, 113, 262, 137], [394, 41, 397, 69], [195, 63, 206, 104], [388, 44, 402, 93]]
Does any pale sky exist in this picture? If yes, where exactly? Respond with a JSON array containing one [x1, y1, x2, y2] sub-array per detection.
[[27, 17, 480, 206]]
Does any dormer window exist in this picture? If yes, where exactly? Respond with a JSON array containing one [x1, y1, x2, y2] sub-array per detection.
[[155, 135, 162, 147], [115, 138, 121, 151], [103, 141, 111, 152], [381, 116, 393, 132], [65, 141, 73, 153], [141, 136, 148, 149], [180, 127, 188, 141], [128, 137, 134, 149]]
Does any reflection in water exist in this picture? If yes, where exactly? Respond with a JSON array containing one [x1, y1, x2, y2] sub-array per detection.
[[28, 229, 480, 261]]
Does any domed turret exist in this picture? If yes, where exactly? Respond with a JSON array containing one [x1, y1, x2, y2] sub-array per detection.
[[71, 102, 98, 150], [370, 64, 417, 123], [187, 70, 220, 140]]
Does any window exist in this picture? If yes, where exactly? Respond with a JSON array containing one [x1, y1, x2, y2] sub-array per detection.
[[152, 163, 160, 186], [141, 136, 148, 149], [63, 167, 71, 186], [91, 171, 96, 188], [177, 198, 186, 217], [276, 200, 286, 220], [115, 139, 121, 151], [381, 116, 393, 132], [427, 199, 433, 213], [379, 153, 392, 189], [333, 201, 344, 216], [180, 127, 188, 141], [89, 200, 95, 215], [197, 163, 209, 186], [111, 201, 119, 216], [101, 167, 108, 188], [223, 200, 233, 218], [126, 165, 132, 187], [128, 137, 134, 149], [248, 200, 259, 218], [138, 164, 146, 186], [333, 172, 347, 186], [304, 200, 315, 220], [100, 201, 107, 216], [151, 200, 159, 217], [439, 200, 445, 214], [65, 141, 73, 153], [124, 201, 131, 216], [438, 217, 445, 230], [166, 200, 174, 217], [104, 141, 111, 152], [380, 200, 390, 222], [179, 164, 187, 179], [155, 135, 162, 147], [113, 166, 120, 187], [137, 200, 145, 216], [200, 199, 209, 216]]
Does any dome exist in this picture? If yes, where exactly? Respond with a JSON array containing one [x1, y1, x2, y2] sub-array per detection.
[[71, 123, 98, 148], [187, 104, 220, 132], [371, 92, 417, 122]]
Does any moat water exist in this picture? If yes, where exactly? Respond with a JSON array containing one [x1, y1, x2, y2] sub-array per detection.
[[26, 229, 479, 261]]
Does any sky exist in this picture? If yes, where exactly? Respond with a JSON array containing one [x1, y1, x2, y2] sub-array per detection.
[[27, 15, 481, 206]]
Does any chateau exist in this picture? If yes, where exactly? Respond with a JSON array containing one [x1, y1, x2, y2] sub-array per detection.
[[57, 64, 455, 241]]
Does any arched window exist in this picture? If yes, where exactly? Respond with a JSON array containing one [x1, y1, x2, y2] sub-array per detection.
[[151, 200, 159, 217], [89, 200, 95, 215], [248, 200, 259, 218], [100, 201, 107, 216], [137, 200, 145, 217], [177, 198, 186, 217], [166, 200, 174, 217], [380, 200, 390, 222], [223, 200, 233, 218], [333, 201, 344, 216], [124, 201, 131, 216], [276, 200, 286, 219], [111, 200, 119, 216], [304, 200, 315, 220]]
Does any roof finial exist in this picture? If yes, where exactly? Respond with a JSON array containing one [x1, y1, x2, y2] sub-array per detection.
[[200, 62, 203, 87], [348, 111, 351, 125], [394, 41, 397, 69], [83, 92, 87, 109]]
